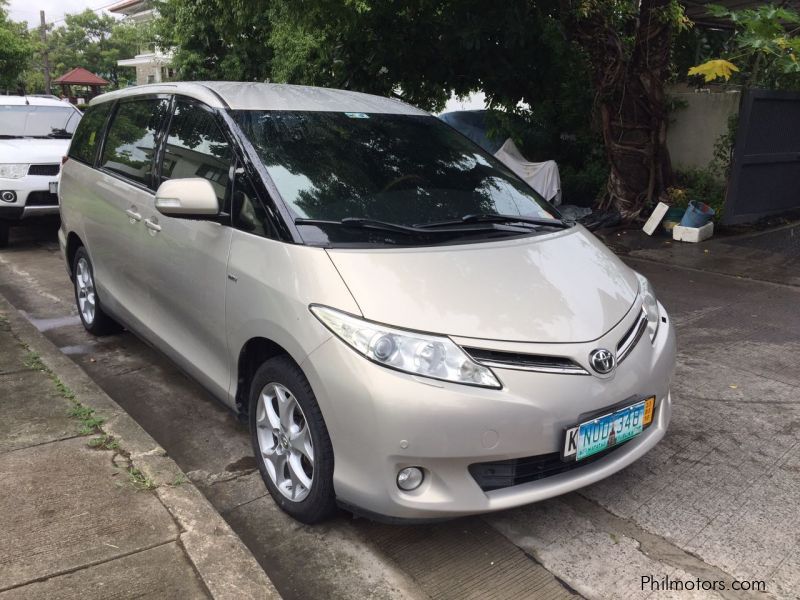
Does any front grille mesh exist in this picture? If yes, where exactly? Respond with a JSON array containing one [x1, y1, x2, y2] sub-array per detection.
[[469, 443, 628, 492], [26, 191, 59, 206], [27, 164, 60, 176]]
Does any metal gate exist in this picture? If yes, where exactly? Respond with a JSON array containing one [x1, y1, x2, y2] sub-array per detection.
[[723, 89, 800, 225]]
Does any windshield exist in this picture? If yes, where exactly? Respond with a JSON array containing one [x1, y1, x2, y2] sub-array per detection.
[[233, 110, 559, 244], [0, 104, 81, 138]]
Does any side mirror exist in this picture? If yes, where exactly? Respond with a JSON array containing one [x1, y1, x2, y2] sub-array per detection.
[[154, 178, 219, 217]]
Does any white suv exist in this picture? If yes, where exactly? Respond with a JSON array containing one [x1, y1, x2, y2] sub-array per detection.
[[0, 95, 82, 246]]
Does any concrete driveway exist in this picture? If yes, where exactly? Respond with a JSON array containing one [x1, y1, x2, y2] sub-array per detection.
[[1, 220, 798, 600]]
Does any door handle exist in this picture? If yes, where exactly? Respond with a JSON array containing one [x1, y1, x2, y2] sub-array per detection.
[[144, 218, 161, 233], [125, 208, 142, 222]]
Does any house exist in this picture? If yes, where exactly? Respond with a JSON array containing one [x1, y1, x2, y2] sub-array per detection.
[[110, 0, 174, 86]]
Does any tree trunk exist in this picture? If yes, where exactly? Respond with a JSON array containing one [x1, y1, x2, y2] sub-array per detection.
[[570, 0, 675, 221]]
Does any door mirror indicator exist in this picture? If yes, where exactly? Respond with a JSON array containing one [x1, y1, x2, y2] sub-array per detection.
[[154, 178, 219, 217]]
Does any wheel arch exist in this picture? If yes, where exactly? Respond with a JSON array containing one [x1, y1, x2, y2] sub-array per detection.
[[236, 337, 297, 416], [65, 232, 85, 280]]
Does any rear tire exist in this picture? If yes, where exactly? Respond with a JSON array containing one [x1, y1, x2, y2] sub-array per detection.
[[72, 247, 121, 336], [249, 355, 336, 524], [0, 221, 9, 248]]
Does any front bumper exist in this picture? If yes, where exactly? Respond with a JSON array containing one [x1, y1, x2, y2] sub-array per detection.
[[301, 302, 677, 520], [0, 175, 60, 220]]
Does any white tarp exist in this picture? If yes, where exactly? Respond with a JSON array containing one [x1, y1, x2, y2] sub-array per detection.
[[494, 138, 562, 205]]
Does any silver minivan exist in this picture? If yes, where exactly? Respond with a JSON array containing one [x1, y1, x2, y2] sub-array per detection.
[[59, 82, 676, 523]]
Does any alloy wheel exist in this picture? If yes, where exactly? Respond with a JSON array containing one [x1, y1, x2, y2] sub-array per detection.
[[75, 257, 96, 325], [255, 382, 315, 502]]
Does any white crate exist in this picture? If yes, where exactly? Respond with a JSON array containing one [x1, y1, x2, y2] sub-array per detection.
[[672, 221, 714, 243]]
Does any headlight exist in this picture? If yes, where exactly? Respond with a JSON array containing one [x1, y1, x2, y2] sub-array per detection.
[[310, 305, 502, 388], [0, 164, 29, 179], [635, 273, 660, 342]]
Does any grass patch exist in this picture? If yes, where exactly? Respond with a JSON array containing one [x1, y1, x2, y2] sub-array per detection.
[[54, 378, 76, 401], [24, 350, 47, 372], [88, 434, 119, 451], [128, 467, 156, 491], [68, 402, 104, 435], [172, 473, 188, 486]]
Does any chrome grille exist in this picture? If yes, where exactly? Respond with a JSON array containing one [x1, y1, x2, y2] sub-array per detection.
[[463, 347, 589, 375], [616, 308, 648, 364]]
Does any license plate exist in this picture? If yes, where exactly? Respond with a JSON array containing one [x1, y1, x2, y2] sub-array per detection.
[[563, 396, 655, 461], [49, 181, 58, 194]]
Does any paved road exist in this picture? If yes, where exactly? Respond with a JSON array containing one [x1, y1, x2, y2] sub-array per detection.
[[2, 220, 798, 600]]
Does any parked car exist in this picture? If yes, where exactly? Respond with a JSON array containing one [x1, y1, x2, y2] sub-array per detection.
[[59, 82, 676, 524], [0, 95, 82, 247]]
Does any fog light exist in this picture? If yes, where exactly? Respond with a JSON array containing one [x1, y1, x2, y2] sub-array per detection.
[[397, 467, 424, 491], [0, 191, 16, 203]]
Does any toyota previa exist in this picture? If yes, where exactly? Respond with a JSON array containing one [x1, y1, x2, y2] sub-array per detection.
[[59, 82, 676, 523]]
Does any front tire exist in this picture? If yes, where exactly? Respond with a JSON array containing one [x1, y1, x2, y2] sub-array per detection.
[[249, 355, 336, 524], [72, 247, 120, 335]]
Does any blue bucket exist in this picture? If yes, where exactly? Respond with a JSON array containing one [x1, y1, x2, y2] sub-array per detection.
[[679, 200, 715, 228]]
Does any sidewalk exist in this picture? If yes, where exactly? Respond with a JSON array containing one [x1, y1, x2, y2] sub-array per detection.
[[0, 298, 280, 599]]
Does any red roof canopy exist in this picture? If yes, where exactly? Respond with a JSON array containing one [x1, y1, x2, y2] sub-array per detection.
[[53, 67, 109, 86]]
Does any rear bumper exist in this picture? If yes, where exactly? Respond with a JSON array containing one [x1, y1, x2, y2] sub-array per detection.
[[301, 304, 677, 520]]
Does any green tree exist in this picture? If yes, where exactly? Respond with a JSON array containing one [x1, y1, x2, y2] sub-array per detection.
[[154, 0, 273, 80], [689, 3, 800, 90], [156, 0, 688, 219], [0, 0, 33, 91], [566, 0, 690, 219], [47, 9, 144, 88]]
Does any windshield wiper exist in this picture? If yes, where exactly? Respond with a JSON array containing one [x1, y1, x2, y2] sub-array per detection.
[[415, 213, 571, 229], [295, 217, 423, 234], [294, 217, 494, 235]]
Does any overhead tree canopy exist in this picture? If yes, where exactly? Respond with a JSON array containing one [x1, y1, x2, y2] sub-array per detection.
[[154, 0, 273, 81], [155, 0, 690, 221]]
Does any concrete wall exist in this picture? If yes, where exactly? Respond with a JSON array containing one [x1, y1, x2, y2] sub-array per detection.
[[666, 86, 741, 171]]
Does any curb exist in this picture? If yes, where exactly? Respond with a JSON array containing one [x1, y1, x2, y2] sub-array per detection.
[[0, 292, 281, 600]]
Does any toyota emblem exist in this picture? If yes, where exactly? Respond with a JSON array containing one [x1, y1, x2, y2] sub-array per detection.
[[589, 348, 615, 374]]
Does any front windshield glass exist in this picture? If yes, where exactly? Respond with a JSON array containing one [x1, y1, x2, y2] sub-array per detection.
[[0, 104, 81, 138], [233, 110, 558, 232]]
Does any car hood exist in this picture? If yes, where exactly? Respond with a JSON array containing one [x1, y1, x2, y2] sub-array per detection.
[[325, 227, 639, 343], [0, 138, 71, 164]]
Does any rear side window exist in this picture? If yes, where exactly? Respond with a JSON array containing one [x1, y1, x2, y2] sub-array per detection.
[[161, 100, 233, 210], [100, 98, 169, 188], [68, 103, 111, 165]]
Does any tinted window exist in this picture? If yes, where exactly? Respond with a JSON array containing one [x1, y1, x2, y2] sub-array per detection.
[[233, 171, 273, 238], [162, 100, 232, 210], [233, 111, 557, 226], [68, 103, 111, 165], [100, 98, 169, 188]]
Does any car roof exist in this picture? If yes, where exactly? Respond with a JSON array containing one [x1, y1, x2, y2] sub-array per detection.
[[0, 95, 77, 108], [89, 82, 429, 115]]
